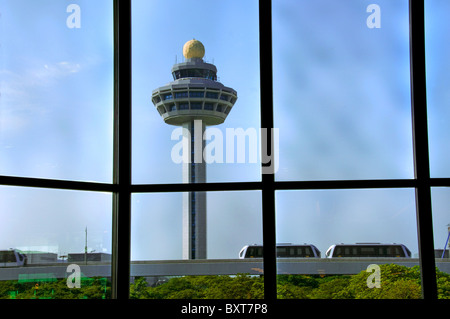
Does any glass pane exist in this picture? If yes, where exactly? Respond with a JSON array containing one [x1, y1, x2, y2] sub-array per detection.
[[0, 1, 114, 182], [276, 189, 422, 299], [0, 186, 112, 299], [132, 0, 261, 184], [431, 188, 450, 266], [425, 1, 450, 178], [273, 0, 413, 181], [130, 191, 263, 299]]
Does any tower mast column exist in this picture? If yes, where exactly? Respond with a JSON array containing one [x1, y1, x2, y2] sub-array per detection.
[[182, 120, 207, 259]]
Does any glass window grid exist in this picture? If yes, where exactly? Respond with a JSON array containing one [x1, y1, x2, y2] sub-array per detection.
[[0, 0, 446, 301]]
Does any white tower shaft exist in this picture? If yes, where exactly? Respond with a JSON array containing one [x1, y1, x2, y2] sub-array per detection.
[[182, 120, 207, 259]]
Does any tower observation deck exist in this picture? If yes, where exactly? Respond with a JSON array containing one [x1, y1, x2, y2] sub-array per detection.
[[151, 39, 238, 259]]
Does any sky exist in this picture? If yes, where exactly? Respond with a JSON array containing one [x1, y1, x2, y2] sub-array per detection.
[[0, 0, 449, 264]]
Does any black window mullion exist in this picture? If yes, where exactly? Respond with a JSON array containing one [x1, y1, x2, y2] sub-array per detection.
[[0, 175, 116, 192], [409, 0, 438, 299], [111, 0, 132, 300], [259, 0, 277, 301], [102, 0, 448, 302], [430, 178, 450, 187]]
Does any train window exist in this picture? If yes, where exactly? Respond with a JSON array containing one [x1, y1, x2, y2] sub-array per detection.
[[360, 247, 375, 256], [253, 247, 263, 258], [277, 247, 286, 257], [0, 251, 15, 263]]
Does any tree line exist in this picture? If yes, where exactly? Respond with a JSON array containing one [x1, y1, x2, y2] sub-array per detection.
[[0, 264, 449, 299]]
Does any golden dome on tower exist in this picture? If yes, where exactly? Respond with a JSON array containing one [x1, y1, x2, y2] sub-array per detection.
[[183, 39, 205, 59]]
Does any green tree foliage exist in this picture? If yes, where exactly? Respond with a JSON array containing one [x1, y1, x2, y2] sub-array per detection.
[[128, 265, 450, 299], [332, 264, 422, 299], [308, 277, 350, 299], [436, 268, 450, 299], [0, 264, 449, 299], [131, 275, 264, 299], [0, 276, 110, 299]]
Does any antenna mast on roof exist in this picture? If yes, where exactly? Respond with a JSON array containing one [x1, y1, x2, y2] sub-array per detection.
[[84, 226, 88, 265]]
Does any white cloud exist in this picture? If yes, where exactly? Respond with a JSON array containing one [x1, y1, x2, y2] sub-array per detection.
[[0, 61, 82, 134], [31, 61, 82, 85]]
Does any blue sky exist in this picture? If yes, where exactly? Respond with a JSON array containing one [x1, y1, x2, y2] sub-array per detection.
[[0, 0, 449, 263]]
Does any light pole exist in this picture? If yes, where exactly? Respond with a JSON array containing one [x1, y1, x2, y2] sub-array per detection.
[[442, 224, 450, 259], [84, 226, 88, 265]]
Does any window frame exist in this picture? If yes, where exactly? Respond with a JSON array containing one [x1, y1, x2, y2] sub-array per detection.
[[0, 0, 446, 301]]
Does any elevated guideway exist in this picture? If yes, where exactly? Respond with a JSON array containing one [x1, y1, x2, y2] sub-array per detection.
[[0, 258, 449, 281]]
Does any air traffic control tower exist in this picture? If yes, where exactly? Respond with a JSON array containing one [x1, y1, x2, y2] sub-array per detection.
[[151, 39, 238, 259]]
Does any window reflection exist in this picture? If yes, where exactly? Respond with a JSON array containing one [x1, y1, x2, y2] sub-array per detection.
[[132, 0, 261, 184], [0, 1, 114, 182], [432, 188, 450, 263], [275, 188, 421, 299], [273, 0, 413, 181], [130, 191, 262, 299], [425, 1, 450, 178], [0, 186, 112, 299], [131, 191, 262, 261]]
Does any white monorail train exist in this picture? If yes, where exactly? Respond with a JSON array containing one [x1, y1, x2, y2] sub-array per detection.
[[240, 243, 412, 259], [325, 243, 412, 258], [0, 249, 27, 267], [239, 244, 321, 259]]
